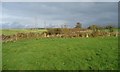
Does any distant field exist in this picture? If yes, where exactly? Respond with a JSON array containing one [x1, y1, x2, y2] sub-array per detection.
[[1, 29, 47, 35], [2, 37, 118, 70], [1, 28, 119, 35]]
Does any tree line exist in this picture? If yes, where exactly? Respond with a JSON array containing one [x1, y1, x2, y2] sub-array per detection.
[[75, 22, 115, 32]]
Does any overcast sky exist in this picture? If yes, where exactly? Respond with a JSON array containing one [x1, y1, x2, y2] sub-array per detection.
[[1, 0, 119, 2], [1, 2, 118, 28]]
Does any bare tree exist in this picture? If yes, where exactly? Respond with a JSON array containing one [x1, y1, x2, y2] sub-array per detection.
[[75, 22, 82, 28]]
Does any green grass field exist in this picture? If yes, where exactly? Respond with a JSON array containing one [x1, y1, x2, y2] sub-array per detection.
[[1, 29, 47, 35], [2, 37, 118, 70]]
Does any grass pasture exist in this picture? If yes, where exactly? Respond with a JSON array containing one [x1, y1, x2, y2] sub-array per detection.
[[1, 29, 47, 35], [2, 37, 118, 70]]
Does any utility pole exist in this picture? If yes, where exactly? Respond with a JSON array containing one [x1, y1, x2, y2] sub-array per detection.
[[64, 23, 67, 28], [9, 24, 11, 30], [34, 17, 37, 29], [44, 20, 46, 29]]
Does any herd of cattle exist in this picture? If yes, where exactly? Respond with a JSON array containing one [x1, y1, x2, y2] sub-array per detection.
[[0, 28, 119, 43]]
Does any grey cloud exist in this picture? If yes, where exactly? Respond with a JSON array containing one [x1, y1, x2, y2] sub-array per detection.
[[1, 2, 118, 28], [2, 22, 26, 29]]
